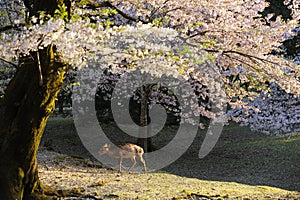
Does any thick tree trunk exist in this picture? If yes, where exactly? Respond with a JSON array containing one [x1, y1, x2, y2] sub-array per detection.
[[0, 45, 66, 199]]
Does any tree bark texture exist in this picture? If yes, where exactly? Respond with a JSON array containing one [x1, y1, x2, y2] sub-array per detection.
[[137, 85, 153, 152], [0, 45, 66, 200]]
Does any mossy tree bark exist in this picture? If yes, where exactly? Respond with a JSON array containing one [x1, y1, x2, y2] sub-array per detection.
[[0, 45, 67, 199], [0, 0, 70, 198]]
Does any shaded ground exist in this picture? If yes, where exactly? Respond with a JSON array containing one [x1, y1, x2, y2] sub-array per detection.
[[165, 126, 300, 191], [40, 116, 300, 198], [37, 148, 300, 199]]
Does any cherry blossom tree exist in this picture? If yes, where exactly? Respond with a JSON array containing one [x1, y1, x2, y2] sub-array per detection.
[[0, 0, 299, 199]]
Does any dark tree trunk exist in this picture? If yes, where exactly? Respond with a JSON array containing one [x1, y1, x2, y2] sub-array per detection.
[[24, 0, 71, 19], [0, 45, 66, 199], [57, 94, 65, 114], [137, 85, 153, 152]]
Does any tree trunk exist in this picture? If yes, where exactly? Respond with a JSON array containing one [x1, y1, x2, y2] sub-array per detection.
[[57, 93, 65, 114], [137, 85, 153, 152], [24, 0, 71, 19], [0, 45, 66, 199]]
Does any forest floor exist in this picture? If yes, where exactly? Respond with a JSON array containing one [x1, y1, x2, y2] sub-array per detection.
[[38, 116, 300, 199]]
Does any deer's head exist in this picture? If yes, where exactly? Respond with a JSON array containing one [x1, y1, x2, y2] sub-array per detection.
[[98, 143, 111, 156]]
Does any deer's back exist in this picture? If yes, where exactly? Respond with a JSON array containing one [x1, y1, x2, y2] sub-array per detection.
[[118, 143, 144, 157]]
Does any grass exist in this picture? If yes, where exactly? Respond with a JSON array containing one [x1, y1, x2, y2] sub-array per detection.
[[97, 172, 298, 199], [244, 133, 300, 153], [46, 116, 74, 126], [41, 116, 300, 199]]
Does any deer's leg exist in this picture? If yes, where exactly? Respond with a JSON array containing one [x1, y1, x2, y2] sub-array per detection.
[[128, 156, 136, 172], [119, 157, 123, 172], [139, 155, 147, 173]]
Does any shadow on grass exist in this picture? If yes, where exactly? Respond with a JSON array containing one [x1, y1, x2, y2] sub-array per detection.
[[41, 117, 300, 192], [163, 125, 300, 192]]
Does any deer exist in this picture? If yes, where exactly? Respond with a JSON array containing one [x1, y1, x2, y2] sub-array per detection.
[[98, 143, 147, 173]]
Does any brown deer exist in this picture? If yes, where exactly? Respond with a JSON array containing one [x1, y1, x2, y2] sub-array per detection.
[[98, 143, 147, 172]]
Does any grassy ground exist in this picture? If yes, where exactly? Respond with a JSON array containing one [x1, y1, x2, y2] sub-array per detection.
[[39, 116, 300, 199]]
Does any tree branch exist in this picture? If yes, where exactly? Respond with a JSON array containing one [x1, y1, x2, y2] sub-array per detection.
[[0, 23, 26, 33], [80, 0, 145, 23], [178, 35, 281, 68], [204, 48, 280, 66], [222, 52, 283, 82], [36, 51, 43, 86], [148, 0, 181, 20], [0, 57, 18, 68], [0, 25, 14, 32]]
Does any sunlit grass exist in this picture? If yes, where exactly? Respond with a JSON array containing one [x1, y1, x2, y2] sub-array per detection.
[[40, 118, 300, 199]]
